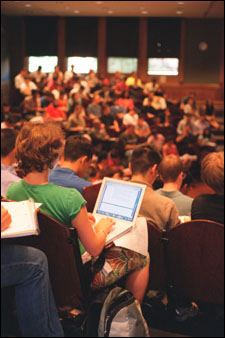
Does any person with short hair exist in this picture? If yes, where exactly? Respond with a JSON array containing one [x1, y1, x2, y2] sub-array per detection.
[[1, 103, 11, 123], [125, 72, 142, 88], [65, 103, 86, 132], [45, 99, 67, 121], [147, 130, 165, 153], [14, 69, 27, 90], [1, 128, 21, 196], [1, 111, 22, 130], [119, 124, 139, 163], [122, 109, 139, 128], [191, 152, 224, 224], [30, 65, 46, 84], [23, 89, 43, 120], [64, 64, 75, 83], [86, 94, 102, 119], [157, 155, 193, 216], [194, 110, 211, 135], [130, 145, 180, 230], [135, 115, 151, 140], [20, 76, 37, 97], [49, 135, 93, 194]]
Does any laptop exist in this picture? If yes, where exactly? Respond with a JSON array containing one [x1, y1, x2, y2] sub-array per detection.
[[93, 177, 146, 245]]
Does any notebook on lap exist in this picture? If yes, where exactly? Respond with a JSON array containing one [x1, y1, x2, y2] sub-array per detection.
[[93, 177, 146, 245]]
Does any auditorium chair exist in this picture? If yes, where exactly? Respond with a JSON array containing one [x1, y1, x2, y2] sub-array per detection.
[[147, 221, 167, 291], [82, 182, 102, 212], [166, 220, 224, 305], [2, 210, 89, 310]]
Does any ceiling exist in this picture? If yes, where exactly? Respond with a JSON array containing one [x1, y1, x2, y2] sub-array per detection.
[[1, 1, 224, 18]]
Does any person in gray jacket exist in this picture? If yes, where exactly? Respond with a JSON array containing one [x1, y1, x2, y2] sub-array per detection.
[[130, 145, 180, 231]]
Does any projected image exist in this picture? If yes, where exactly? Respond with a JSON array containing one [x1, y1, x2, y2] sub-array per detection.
[[28, 56, 58, 73], [67, 57, 98, 74], [107, 57, 138, 74], [148, 58, 179, 76]]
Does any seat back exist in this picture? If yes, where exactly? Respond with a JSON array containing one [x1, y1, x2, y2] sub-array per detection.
[[167, 220, 224, 304], [3, 210, 87, 310], [82, 182, 102, 212], [147, 222, 167, 291]]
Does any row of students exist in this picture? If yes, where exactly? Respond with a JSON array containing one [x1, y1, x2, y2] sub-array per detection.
[[1, 120, 224, 336]]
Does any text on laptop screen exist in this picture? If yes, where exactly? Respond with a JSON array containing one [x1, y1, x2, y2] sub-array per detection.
[[96, 181, 143, 221]]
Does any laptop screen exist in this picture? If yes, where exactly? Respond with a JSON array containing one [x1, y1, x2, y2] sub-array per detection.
[[96, 180, 143, 222]]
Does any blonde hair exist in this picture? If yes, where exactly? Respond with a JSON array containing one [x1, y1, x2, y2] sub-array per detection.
[[201, 152, 224, 194]]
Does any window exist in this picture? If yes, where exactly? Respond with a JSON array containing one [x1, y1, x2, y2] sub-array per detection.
[[148, 58, 179, 76], [67, 57, 98, 74], [107, 58, 138, 74], [28, 56, 58, 73]]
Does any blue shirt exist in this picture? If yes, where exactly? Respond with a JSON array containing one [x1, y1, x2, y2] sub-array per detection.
[[1, 164, 21, 197], [49, 167, 91, 194]]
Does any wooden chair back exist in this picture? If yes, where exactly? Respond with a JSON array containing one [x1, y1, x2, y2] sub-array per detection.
[[147, 222, 167, 291], [167, 220, 224, 304], [3, 210, 87, 310], [82, 182, 102, 212]]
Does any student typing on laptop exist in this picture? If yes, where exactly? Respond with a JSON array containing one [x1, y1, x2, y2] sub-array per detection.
[[92, 178, 146, 245], [6, 122, 150, 304]]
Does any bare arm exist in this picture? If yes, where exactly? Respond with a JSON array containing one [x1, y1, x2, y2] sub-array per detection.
[[71, 206, 115, 257]]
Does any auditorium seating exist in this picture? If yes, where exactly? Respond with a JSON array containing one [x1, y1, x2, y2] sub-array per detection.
[[147, 219, 224, 305], [3, 210, 88, 310], [166, 219, 224, 305], [82, 182, 102, 212], [147, 222, 167, 291]]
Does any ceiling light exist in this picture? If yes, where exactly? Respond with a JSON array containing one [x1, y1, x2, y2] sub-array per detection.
[[141, 11, 148, 15], [108, 10, 114, 14], [25, 4, 32, 7], [96, 1, 103, 4], [74, 10, 80, 14], [176, 10, 183, 15], [177, 2, 184, 5]]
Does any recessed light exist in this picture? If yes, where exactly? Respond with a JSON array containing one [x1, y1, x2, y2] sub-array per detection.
[[141, 11, 148, 15], [74, 10, 80, 14], [176, 10, 183, 15], [108, 10, 114, 14], [96, 1, 103, 4], [177, 2, 184, 5], [25, 4, 32, 7]]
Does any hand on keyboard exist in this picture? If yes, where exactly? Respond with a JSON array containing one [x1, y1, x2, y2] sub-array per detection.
[[95, 217, 115, 236]]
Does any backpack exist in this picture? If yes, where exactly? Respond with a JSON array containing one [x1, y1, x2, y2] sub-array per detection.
[[84, 286, 150, 337]]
